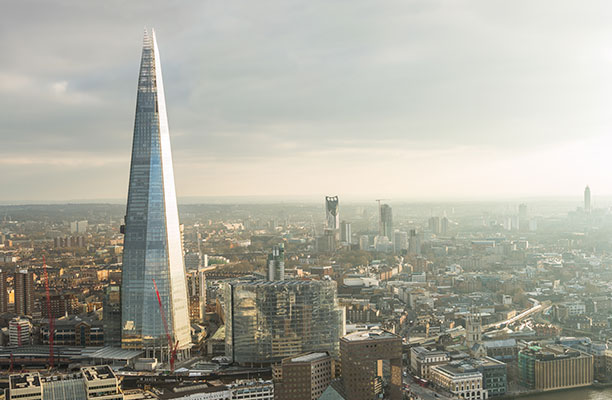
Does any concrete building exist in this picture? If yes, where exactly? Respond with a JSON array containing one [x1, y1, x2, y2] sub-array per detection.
[[0, 269, 8, 313], [9, 317, 32, 346], [519, 344, 593, 391], [274, 352, 333, 400], [340, 330, 402, 400], [9, 366, 122, 400], [584, 185, 591, 213], [339, 221, 351, 244], [410, 346, 450, 379], [187, 269, 206, 323], [14, 269, 34, 317], [430, 361, 487, 400], [228, 380, 274, 400], [9, 373, 42, 400]]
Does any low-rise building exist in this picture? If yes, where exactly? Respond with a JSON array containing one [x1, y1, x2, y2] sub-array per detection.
[[274, 352, 333, 400], [518, 344, 593, 391], [410, 346, 450, 379], [430, 361, 487, 400]]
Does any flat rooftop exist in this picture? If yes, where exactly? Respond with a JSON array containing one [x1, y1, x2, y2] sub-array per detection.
[[289, 352, 329, 363], [81, 365, 116, 381], [10, 373, 41, 389], [342, 329, 399, 342]]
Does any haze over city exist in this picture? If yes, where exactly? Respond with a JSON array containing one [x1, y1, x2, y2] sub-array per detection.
[[2, 1, 612, 202]]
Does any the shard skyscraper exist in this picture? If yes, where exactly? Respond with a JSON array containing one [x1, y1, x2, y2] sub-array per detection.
[[121, 29, 191, 355]]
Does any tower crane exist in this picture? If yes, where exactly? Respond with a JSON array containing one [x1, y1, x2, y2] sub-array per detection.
[[152, 279, 179, 372], [43, 256, 54, 368]]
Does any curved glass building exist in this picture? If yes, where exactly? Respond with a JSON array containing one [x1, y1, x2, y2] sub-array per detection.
[[224, 279, 345, 365]]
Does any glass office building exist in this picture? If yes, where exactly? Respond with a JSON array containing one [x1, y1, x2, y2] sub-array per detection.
[[224, 279, 345, 364], [121, 29, 191, 352]]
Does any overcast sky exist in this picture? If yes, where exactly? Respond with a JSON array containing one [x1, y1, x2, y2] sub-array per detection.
[[1, 1, 612, 203]]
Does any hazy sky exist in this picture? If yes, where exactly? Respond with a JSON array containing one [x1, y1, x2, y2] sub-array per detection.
[[1, 1, 612, 202]]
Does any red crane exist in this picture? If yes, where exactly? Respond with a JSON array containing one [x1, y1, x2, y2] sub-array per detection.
[[42, 256, 54, 368], [152, 279, 178, 372]]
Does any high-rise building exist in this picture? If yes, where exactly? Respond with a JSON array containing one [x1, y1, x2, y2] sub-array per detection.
[[340, 330, 403, 400], [380, 204, 393, 240], [224, 279, 344, 365], [103, 285, 122, 347], [0, 269, 7, 314], [393, 231, 408, 253], [340, 220, 352, 244], [441, 216, 449, 235], [14, 269, 34, 317], [325, 196, 339, 231], [120, 29, 191, 354], [428, 216, 441, 234], [267, 244, 285, 281], [187, 269, 206, 323], [359, 235, 369, 251], [584, 185, 591, 213], [408, 230, 421, 255], [274, 352, 333, 400], [70, 220, 88, 234]]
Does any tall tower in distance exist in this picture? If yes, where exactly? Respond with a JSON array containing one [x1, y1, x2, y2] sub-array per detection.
[[121, 29, 191, 354], [380, 204, 393, 240], [325, 196, 340, 230], [584, 185, 591, 214], [267, 243, 285, 281]]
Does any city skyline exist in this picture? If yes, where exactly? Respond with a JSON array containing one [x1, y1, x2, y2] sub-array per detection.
[[2, 1, 612, 201]]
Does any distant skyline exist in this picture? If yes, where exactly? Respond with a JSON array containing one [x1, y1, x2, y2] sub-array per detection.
[[2, 1, 612, 201]]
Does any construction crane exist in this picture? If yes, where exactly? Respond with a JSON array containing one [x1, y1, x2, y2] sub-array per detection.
[[42, 256, 54, 369], [152, 279, 178, 372]]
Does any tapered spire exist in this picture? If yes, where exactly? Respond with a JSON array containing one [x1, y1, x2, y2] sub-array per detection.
[[121, 30, 191, 353]]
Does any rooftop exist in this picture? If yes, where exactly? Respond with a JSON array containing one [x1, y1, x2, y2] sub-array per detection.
[[342, 329, 399, 342], [289, 352, 329, 363]]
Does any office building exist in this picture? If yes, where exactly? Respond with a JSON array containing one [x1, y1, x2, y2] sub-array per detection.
[[103, 285, 122, 347], [428, 216, 441, 234], [380, 204, 393, 240], [408, 229, 421, 255], [14, 269, 34, 317], [393, 231, 408, 253], [9, 366, 122, 400], [340, 330, 402, 400], [430, 361, 487, 400], [325, 196, 339, 231], [340, 220, 351, 244], [519, 344, 593, 391], [187, 269, 206, 323], [470, 357, 507, 397], [0, 269, 7, 313], [9, 317, 32, 346], [410, 346, 450, 379], [45, 294, 79, 318], [224, 279, 344, 365], [585, 185, 591, 213], [70, 220, 88, 234], [267, 244, 285, 281], [228, 380, 274, 400], [274, 352, 333, 400], [441, 216, 449, 235], [359, 235, 369, 251], [120, 29, 191, 354]]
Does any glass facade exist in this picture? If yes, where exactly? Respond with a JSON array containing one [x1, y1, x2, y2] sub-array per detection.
[[121, 29, 191, 351], [224, 279, 344, 364]]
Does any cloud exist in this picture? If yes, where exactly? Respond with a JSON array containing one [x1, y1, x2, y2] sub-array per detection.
[[1, 0, 611, 201]]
